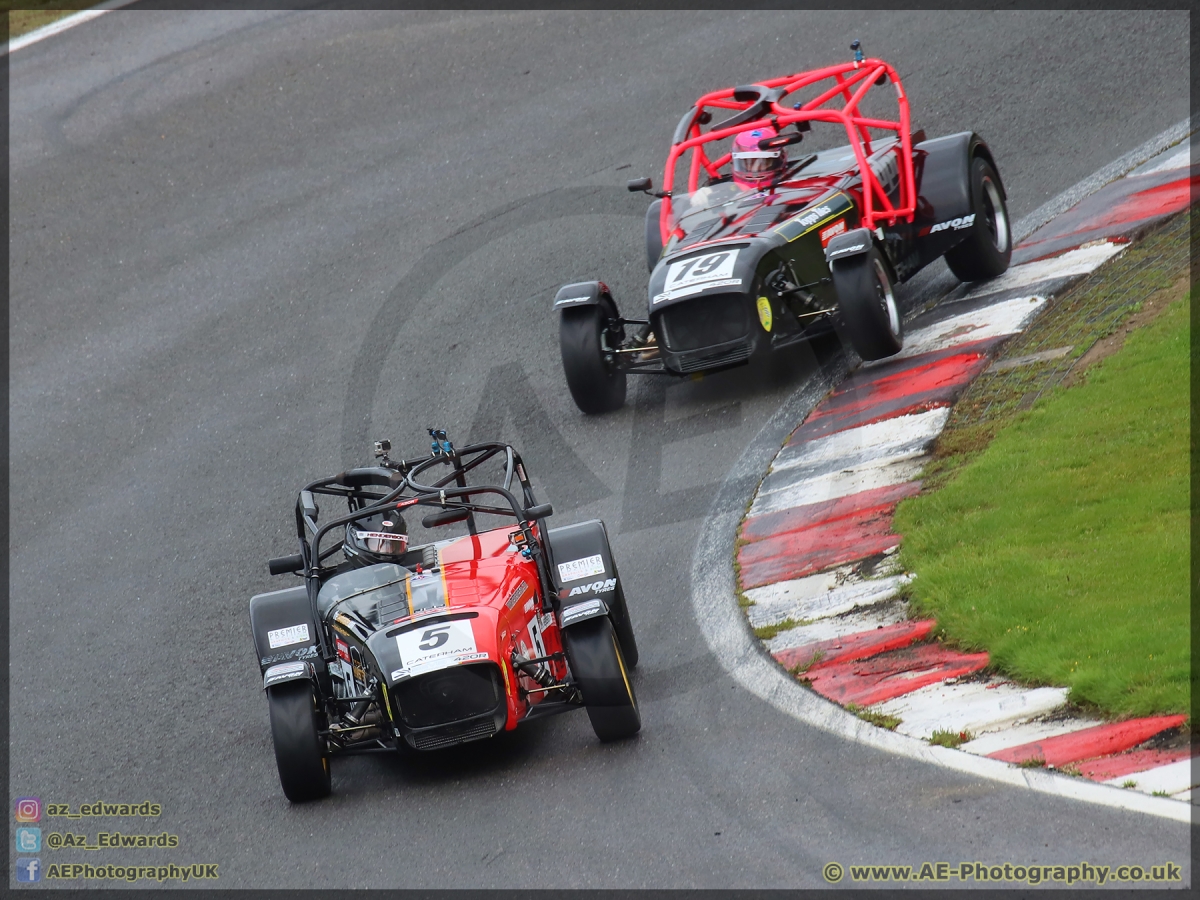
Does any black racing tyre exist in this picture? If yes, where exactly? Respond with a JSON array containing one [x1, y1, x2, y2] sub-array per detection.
[[267, 681, 331, 803], [644, 198, 664, 272], [562, 616, 640, 741], [610, 584, 639, 669], [559, 304, 627, 414], [831, 246, 903, 361], [944, 156, 1012, 282]]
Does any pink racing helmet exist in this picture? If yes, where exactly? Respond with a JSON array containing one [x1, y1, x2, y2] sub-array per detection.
[[732, 126, 786, 189]]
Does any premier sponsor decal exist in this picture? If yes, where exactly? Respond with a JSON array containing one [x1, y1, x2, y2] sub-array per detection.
[[557, 553, 605, 583], [567, 577, 617, 597], [266, 623, 310, 649]]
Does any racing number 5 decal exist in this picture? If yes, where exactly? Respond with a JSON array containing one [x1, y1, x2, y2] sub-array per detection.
[[395, 619, 479, 673], [418, 625, 451, 651]]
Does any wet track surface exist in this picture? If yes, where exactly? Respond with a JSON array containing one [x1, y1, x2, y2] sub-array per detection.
[[9, 10, 1191, 889]]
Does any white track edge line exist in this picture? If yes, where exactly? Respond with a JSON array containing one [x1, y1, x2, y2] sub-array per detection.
[[5, 0, 138, 56], [1012, 117, 1193, 243]]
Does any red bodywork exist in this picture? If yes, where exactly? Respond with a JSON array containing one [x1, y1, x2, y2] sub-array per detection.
[[437, 525, 566, 730], [661, 57, 916, 244]]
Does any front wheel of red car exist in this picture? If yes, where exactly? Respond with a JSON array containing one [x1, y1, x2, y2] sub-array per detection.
[[267, 681, 332, 803], [832, 247, 904, 362], [560, 305, 627, 414], [562, 616, 641, 741], [944, 156, 1012, 282]]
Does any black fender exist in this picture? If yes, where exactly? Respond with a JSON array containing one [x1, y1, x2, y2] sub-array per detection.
[[644, 198, 664, 272], [250, 585, 322, 679], [824, 226, 876, 264], [553, 281, 618, 317], [911, 131, 1005, 268], [545, 519, 630, 635]]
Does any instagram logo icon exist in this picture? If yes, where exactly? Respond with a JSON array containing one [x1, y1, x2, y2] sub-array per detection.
[[14, 798, 40, 823]]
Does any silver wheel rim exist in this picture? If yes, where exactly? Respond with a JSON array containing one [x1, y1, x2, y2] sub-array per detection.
[[981, 176, 1009, 253], [872, 258, 901, 338]]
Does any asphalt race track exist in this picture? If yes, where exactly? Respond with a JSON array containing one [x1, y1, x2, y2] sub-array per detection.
[[9, 9, 1191, 889]]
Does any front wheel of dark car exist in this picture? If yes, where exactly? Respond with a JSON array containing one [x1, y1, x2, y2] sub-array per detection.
[[832, 246, 904, 361], [560, 305, 627, 414], [944, 156, 1012, 282], [562, 616, 640, 741], [267, 681, 332, 803]]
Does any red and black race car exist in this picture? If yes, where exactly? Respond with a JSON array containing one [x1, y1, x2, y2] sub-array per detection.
[[555, 42, 1012, 413], [250, 433, 639, 802]]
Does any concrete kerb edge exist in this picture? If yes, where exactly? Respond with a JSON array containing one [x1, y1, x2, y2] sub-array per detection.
[[690, 121, 1196, 825]]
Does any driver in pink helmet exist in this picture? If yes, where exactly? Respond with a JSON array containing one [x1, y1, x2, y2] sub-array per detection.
[[731, 126, 787, 190]]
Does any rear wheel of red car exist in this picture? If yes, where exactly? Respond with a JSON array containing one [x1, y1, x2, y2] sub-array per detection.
[[267, 681, 332, 803], [560, 304, 627, 414], [832, 246, 904, 361], [562, 616, 641, 741], [944, 156, 1012, 282]]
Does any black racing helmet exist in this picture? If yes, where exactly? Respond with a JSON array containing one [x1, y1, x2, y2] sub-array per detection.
[[343, 511, 409, 567]]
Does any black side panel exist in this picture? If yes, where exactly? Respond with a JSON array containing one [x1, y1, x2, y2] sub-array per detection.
[[250, 586, 321, 670], [911, 131, 978, 268]]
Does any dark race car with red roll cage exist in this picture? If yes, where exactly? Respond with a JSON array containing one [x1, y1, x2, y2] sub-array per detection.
[[250, 432, 639, 802], [555, 43, 1012, 413]]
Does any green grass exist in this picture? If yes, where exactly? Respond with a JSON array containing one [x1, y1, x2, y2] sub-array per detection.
[[928, 728, 972, 749], [895, 292, 1191, 720], [845, 703, 901, 730], [6, 6, 81, 40]]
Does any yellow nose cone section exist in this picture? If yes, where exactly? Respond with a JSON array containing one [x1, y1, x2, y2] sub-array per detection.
[[756, 296, 773, 333]]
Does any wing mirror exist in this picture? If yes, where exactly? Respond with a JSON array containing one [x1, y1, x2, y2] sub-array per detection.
[[524, 503, 553, 520], [758, 132, 805, 150], [627, 177, 671, 199]]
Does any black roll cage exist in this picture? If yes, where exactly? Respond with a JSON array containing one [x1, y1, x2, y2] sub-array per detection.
[[285, 441, 556, 663]]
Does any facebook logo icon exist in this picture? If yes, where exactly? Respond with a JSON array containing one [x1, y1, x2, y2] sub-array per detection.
[[15, 858, 41, 882]]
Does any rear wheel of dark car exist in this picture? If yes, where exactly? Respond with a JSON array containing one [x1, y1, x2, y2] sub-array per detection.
[[832, 246, 903, 361], [267, 681, 332, 803], [944, 156, 1012, 282], [560, 304, 627, 414], [562, 617, 640, 741]]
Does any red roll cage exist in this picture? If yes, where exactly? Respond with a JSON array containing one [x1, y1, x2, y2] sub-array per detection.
[[660, 57, 917, 245]]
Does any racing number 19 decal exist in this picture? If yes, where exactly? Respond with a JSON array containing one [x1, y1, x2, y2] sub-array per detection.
[[672, 251, 730, 283]]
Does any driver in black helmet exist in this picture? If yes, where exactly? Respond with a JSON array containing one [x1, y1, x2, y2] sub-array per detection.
[[342, 511, 409, 569]]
